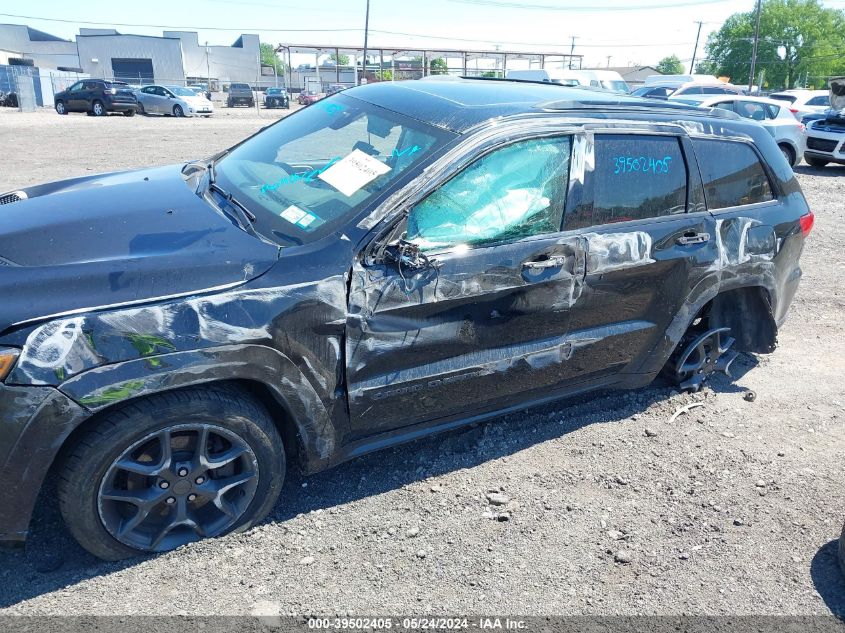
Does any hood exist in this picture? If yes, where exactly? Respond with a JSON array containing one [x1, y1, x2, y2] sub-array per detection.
[[830, 77, 845, 112], [0, 165, 279, 333]]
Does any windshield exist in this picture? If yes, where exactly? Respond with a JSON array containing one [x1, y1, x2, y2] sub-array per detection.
[[167, 86, 197, 97], [769, 94, 797, 104], [212, 93, 456, 246], [601, 80, 629, 93], [266, 88, 283, 94]]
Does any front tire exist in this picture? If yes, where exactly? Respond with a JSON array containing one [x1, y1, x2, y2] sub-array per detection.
[[778, 143, 796, 168], [55, 100, 67, 115], [58, 387, 285, 560]]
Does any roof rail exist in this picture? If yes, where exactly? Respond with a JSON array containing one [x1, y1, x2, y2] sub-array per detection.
[[536, 98, 742, 120]]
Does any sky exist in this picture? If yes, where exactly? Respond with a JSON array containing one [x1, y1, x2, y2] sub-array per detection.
[[4, 0, 845, 71]]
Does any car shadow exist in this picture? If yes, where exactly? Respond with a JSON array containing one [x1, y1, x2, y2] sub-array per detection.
[[811, 539, 845, 618], [0, 366, 754, 608], [795, 164, 845, 177]]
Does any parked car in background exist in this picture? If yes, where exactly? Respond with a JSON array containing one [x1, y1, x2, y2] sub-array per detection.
[[803, 77, 845, 168], [54, 80, 138, 117], [505, 69, 581, 86], [0, 79, 812, 560], [227, 83, 254, 108], [0, 90, 16, 107], [569, 70, 629, 93], [670, 94, 806, 167], [298, 90, 322, 105], [632, 80, 743, 100], [136, 85, 213, 117], [768, 89, 829, 120], [263, 87, 290, 109], [325, 84, 347, 96], [188, 84, 213, 101]]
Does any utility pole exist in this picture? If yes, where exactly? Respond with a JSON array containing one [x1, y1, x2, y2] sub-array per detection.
[[360, 0, 370, 85], [568, 36, 577, 69], [690, 21, 703, 74], [748, 0, 762, 93], [205, 42, 211, 90]]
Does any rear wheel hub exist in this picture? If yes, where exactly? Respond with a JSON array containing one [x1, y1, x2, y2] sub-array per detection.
[[668, 327, 738, 392]]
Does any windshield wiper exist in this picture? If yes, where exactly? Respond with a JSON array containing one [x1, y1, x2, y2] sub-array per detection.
[[204, 157, 261, 239]]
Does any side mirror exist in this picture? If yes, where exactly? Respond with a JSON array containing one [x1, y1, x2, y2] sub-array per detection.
[[382, 239, 432, 271]]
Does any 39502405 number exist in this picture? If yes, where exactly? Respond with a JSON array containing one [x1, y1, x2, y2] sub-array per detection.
[[613, 155, 673, 175]]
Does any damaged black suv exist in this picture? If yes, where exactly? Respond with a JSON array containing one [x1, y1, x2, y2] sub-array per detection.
[[0, 79, 812, 560]]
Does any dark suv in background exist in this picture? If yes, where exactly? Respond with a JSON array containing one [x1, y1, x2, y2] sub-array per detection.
[[0, 79, 812, 560], [54, 80, 138, 116], [227, 82, 254, 108]]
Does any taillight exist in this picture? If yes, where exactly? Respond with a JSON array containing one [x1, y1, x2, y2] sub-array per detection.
[[104, 88, 116, 95], [790, 107, 799, 114], [800, 211, 814, 236]]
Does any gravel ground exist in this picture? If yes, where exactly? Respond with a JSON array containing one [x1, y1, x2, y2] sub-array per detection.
[[0, 107, 843, 616]]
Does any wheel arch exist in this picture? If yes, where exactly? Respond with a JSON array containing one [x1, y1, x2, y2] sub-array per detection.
[[629, 281, 778, 380], [57, 345, 339, 471]]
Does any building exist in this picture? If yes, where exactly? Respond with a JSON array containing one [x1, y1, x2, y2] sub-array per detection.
[[0, 24, 264, 88], [0, 24, 79, 70]]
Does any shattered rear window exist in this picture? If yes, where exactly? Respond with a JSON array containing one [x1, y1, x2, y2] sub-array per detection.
[[406, 136, 572, 251]]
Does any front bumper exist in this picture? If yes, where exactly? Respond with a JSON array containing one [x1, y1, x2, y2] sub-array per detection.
[[804, 131, 845, 164], [187, 105, 214, 116], [0, 384, 89, 543]]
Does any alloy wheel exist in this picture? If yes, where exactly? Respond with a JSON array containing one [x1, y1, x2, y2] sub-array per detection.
[[97, 423, 260, 552], [667, 327, 738, 392]]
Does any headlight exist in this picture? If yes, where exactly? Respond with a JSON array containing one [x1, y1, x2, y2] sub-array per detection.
[[0, 348, 20, 381]]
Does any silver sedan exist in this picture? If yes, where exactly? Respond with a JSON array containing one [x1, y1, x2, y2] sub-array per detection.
[[670, 94, 807, 167], [136, 85, 214, 117]]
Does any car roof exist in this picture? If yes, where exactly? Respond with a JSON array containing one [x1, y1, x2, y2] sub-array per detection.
[[343, 78, 728, 133]]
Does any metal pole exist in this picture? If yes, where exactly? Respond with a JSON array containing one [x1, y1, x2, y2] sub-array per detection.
[[206, 42, 211, 89], [690, 21, 703, 74], [569, 37, 576, 69], [748, 0, 762, 93], [361, 0, 370, 85]]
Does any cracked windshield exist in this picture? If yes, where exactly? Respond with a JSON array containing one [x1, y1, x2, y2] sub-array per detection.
[[213, 94, 455, 245]]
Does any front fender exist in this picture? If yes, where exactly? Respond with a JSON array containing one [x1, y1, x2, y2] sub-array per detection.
[[59, 344, 338, 465]]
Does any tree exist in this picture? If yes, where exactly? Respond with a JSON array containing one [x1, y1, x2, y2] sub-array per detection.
[[694, 59, 718, 75], [430, 57, 448, 75], [259, 43, 285, 75], [704, 0, 845, 89], [656, 55, 685, 75], [330, 53, 350, 66]]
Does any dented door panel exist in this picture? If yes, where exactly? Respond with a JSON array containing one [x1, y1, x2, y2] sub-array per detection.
[[569, 216, 720, 380], [346, 235, 586, 436]]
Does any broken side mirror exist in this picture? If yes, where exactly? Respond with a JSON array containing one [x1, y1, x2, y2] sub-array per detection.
[[383, 239, 430, 271]]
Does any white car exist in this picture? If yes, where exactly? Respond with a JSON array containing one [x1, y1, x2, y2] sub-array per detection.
[[669, 94, 807, 167], [136, 85, 214, 117], [768, 89, 829, 120], [803, 77, 845, 168]]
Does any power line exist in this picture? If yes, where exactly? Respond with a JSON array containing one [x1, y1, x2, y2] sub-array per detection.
[[447, 0, 731, 11]]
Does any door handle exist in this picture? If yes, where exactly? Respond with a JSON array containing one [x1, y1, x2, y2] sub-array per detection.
[[676, 232, 710, 246], [522, 255, 568, 270]]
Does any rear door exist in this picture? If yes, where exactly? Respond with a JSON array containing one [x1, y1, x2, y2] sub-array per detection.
[[347, 134, 585, 436], [559, 130, 719, 381]]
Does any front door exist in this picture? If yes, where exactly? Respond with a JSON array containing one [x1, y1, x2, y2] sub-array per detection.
[[346, 135, 586, 436], [66, 82, 86, 112], [560, 132, 719, 380]]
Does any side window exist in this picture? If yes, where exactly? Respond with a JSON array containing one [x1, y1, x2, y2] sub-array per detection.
[[692, 139, 773, 210], [83, 82, 99, 91], [68, 82, 83, 93], [682, 86, 704, 95], [702, 86, 724, 94], [564, 134, 687, 231], [141, 86, 154, 94], [714, 101, 735, 113], [807, 95, 829, 106], [733, 101, 767, 121], [764, 104, 780, 118], [406, 136, 572, 251]]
